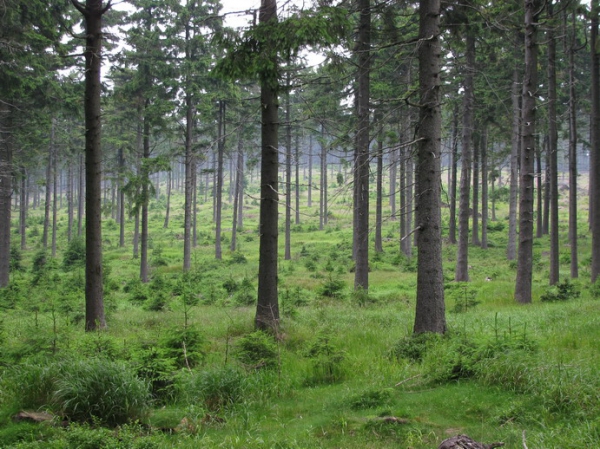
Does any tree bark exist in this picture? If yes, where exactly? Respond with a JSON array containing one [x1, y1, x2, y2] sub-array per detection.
[[591, 0, 600, 283], [140, 109, 150, 283], [0, 104, 12, 287], [20, 166, 27, 250], [414, 0, 446, 334], [481, 127, 488, 249], [375, 135, 383, 253], [472, 127, 480, 246], [231, 136, 243, 252], [566, 8, 578, 278], [456, 31, 475, 282], [507, 63, 521, 261], [285, 78, 292, 261], [42, 119, 55, 250], [448, 104, 459, 244], [515, 0, 541, 304], [72, 0, 109, 330], [354, 0, 371, 291], [163, 168, 171, 228], [215, 100, 225, 260], [183, 90, 194, 271], [256, 0, 280, 332]]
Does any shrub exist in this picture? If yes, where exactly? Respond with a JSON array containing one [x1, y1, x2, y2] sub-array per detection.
[[160, 327, 206, 369], [179, 367, 248, 411], [347, 388, 393, 410], [9, 245, 23, 272], [62, 237, 85, 269], [319, 274, 345, 299], [304, 333, 346, 385], [54, 358, 151, 426], [234, 331, 278, 370], [389, 332, 442, 363], [540, 279, 580, 302]]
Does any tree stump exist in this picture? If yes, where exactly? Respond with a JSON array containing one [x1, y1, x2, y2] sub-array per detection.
[[438, 435, 504, 449]]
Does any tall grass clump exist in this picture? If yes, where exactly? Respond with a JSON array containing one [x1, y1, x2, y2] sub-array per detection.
[[53, 358, 151, 426], [177, 367, 249, 412]]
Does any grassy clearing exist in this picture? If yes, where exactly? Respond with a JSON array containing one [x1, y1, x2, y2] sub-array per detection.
[[1, 181, 599, 448]]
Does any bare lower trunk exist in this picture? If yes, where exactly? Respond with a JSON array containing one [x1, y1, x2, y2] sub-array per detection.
[[0, 104, 12, 287], [507, 63, 521, 261], [567, 9, 578, 279]]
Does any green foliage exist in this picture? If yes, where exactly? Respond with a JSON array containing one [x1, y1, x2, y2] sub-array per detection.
[[62, 237, 85, 269], [445, 282, 480, 313], [347, 388, 393, 410], [131, 346, 177, 403], [389, 332, 442, 363], [304, 333, 346, 385], [9, 246, 23, 272], [54, 358, 151, 426], [160, 327, 206, 369], [540, 279, 580, 302], [319, 274, 345, 299], [234, 331, 278, 370], [178, 367, 248, 412]]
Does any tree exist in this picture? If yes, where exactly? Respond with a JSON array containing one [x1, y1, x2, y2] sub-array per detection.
[[71, 0, 111, 330], [354, 0, 371, 292], [414, 0, 446, 334], [515, 0, 542, 304], [591, 0, 600, 283], [256, 0, 280, 331]]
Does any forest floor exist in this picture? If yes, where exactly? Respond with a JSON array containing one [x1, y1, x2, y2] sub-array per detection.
[[0, 181, 598, 448]]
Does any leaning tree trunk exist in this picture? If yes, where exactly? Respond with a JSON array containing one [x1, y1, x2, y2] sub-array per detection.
[[71, 0, 109, 330], [515, 0, 541, 304], [414, 0, 446, 334], [256, 0, 280, 332]]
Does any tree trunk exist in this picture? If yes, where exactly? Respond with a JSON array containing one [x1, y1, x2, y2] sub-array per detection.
[[20, 166, 27, 250], [72, 0, 108, 330], [308, 134, 313, 208], [78, 153, 84, 237], [0, 104, 12, 287], [536, 140, 544, 239], [354, 0, 371, 291], [285, 79, 292, 261], [51, 148, 58, 257], [389, 142, 397, 220], [375, 135, 383, 253], [507, 62, 521, 261], [567, 8, 578, 279], [295, 129, 300, 225], [215, 100, 225, 260], [256, 0, 280, 332], [118, 147, 125, 248], [515, 0, 541, 304], [414, 0, 446, 334], [320, 125, 328, 230], [140, 110, 150, 283], [67, 162, 73, 242], [42, 119, 55, 249], [231, 136, 243, 252], [163, 169, 171, 228], [472, 126, 480, 246], [591, 0, 600, 283], [456, 31, 475, 282], [183, 90, 194, 271], [448, 104, 459, 244], [481, 127, 488, 249]]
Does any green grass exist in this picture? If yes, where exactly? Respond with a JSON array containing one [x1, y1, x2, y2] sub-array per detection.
[[2, 178, 600, 448]]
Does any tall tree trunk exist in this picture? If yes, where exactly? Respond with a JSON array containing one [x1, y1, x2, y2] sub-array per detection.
[[231, 136, 243, 251], [456, 32, 475, 282], [72, 0, 108, 330], [481, 127, 489, 249], [118, 147, 125, 247], [389, 142, 397, 220], [140, 110, 150, 283], [256, 0, 280, 332], [78, 153, 84, 237], [414, 0, 446, 334], [375, 134, 383, 253], [543, 138, 550, 235], [515, 0, 541, 304], [536, 141, 544, 239], [295, 129, 300, 225], [285, 79, 292, 261], [400, 142, 407, 255], [42, 119, 55, 249], [472, 127, 480, 246], [308, 134, 313, 208], [507, 63, 521, 261], [567, 8, 578, 279], [163, 169, 171, 228], [591, 0, 600, 283], [448, 104, 459, 244], [51, 150, 58, 257], [67, 162, 73, 242], [320, 126, 327, 230], [20, 166, 27, 250], [0, 104, 12, 287], [354, 0, 371, 291], [183, 91, 194, 271], [215, 100, 225, 260]]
